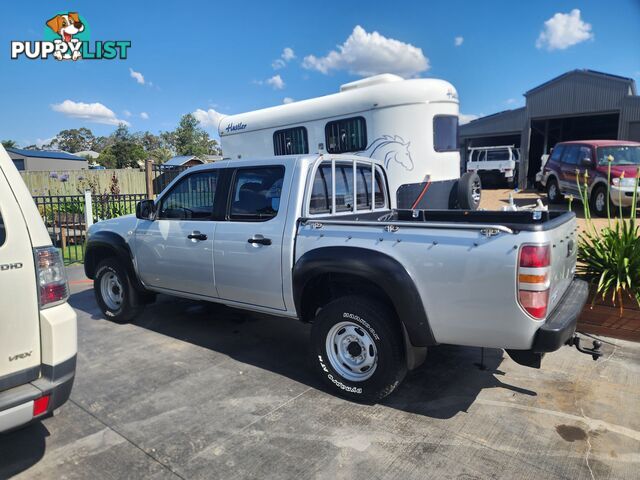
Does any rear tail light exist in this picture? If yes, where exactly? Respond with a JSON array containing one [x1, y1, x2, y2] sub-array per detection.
[[35, 247, 69, 308], [33, 395, 50, 417], [518, 244, 550, 320]]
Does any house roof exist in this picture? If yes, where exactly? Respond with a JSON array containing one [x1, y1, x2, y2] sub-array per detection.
[[164, 155, 204, 166], [6, 147, 87, 162]]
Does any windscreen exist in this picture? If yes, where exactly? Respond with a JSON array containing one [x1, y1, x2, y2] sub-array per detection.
[[597, 146, 640, 166]]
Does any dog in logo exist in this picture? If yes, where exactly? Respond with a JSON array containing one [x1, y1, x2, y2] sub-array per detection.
[[46, 12, 84, 60]]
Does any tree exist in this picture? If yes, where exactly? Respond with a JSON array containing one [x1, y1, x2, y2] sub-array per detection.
[[1, 140, 17, 149], [162, 113, 222, 157], [47, 128, 95, 153], [108, 124, 146, 168]]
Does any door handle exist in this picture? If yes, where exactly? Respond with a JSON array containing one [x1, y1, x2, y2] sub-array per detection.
[[188, 231, 208, 241], [248, 235, 272, 246]]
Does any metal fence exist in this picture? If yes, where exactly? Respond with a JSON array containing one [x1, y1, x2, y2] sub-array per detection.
[[152, 164, 190, 194], [33, 193, 147, 264]]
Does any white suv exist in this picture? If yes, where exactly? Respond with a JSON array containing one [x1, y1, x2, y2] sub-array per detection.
[[0, 146, 77, 433]]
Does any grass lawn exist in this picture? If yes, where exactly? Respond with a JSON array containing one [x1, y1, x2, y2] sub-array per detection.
[[60, 245, 84, 265]]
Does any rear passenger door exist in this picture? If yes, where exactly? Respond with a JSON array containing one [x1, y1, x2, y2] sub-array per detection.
[[559, 145, 580, 194], [0, 166, 41, 385], [213, 165, 289, 310]]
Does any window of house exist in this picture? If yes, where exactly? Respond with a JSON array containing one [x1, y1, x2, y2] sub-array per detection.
[[12, 159, 25, 171], [273, 127, 309, 155], [229, 166, 285, 221], [325, 117, 367, 153], [434, 116, 458, 152], [158, 171, 218, 220]]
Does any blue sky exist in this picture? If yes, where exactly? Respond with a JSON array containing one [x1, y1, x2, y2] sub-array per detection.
[[1, 0, 639, 147]]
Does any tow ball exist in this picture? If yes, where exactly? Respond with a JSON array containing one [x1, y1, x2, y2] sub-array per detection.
[[567, 334, 603, 360]]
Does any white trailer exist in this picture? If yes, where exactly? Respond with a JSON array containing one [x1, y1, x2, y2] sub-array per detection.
[[218, 74, 480, 210]]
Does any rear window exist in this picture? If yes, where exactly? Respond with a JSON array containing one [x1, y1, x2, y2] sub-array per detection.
[[309, 163, 385, 214], [562, 146, 580, 165], [230, 166, 285, 221], [549, 145, 566, 162], [0, 211, 5, 246], [486, 149, 510, 161], [434, 116, 458, 152]]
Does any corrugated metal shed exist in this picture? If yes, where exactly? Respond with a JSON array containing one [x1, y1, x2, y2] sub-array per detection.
[[525, 70, 635, 118], [459, 108, 525, 137]]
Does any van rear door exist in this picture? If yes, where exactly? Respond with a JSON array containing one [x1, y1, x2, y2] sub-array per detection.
[[0, 158, 41, 390]]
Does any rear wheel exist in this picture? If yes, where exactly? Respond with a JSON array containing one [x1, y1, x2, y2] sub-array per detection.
[[457, 172, 482, 210], [94, 258, 144, 323], [546, 177, 563, 204], [590, 184, 610, 218], [310, 296, 407, 403]]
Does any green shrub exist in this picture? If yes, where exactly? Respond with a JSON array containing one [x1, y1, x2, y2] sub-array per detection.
[[575, 161, 640, 316]]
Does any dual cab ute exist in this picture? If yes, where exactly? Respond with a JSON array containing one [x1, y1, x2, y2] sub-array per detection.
[[0, 147, 76, 432], [86, 154, 593, 401]]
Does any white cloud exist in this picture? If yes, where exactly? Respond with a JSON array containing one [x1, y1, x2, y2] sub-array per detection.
[[193, 108, 225, 128], [51, 100, 130, 126], [266, 74, 285, 90], [129, 67, 145, 85], [505, 98, 517, 105], [272, 47, 296, 69], [536, 9, 593, 51], [36, 137, 55, 148], [283, 97, 294, 104], [302, 25, 429, 77], [454, 36, 464, 47], [123, 109, 132, 117], [459, 113, 480, 125], [140, 112, 149, 120]]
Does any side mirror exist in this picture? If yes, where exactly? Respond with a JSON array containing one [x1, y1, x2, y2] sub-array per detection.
[[581, 157, 593, 166], [136, 199, 156, 220]]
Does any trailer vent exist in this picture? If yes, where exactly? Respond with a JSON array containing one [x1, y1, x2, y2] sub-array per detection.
[[339, 74, 403, 92]]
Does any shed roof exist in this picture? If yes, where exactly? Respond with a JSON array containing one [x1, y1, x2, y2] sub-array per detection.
[[164, 155, 204, 166], [6, 147, 86, 161], [525, 69, 636, 96]]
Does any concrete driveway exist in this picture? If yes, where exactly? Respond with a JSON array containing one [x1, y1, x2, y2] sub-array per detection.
[[2, 266, 639, 479]]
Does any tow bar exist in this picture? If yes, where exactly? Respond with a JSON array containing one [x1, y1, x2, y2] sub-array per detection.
[[567, 334, 603, 360]]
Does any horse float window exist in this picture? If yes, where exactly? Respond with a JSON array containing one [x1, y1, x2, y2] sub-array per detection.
[[433, 115, 458, 152], [325, 117, 367, 154], [273, 127, 309, 156]]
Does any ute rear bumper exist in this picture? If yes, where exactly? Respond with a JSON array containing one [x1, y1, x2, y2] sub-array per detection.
[[507, 279, 588, 368]]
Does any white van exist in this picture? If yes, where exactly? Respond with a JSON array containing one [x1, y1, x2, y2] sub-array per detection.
[[0, 146, 76, 433], [219, 74, 481, 210]]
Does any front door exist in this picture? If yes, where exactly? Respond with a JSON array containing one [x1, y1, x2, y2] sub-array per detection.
[[214, 165, 287, 310], [135, 170, 220, 298]]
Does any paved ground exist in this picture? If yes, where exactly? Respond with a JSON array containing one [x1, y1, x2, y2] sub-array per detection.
[[2, 267, 640, 480]]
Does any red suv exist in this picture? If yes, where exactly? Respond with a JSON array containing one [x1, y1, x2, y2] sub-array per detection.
[[542, 140, 640, 217]]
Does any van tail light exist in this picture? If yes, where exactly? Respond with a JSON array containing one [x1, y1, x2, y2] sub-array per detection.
[[35, 247, 69, 309], [518, 245, 550, 320]]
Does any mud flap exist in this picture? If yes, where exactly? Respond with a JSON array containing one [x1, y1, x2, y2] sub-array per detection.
[[505, 349, 543, 369]]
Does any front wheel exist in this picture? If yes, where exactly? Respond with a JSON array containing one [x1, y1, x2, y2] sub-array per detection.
[[310, 296, 407, 403], [94, 258, 144, 323]]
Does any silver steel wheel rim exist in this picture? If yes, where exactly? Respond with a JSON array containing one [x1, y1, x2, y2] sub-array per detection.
[[100, 272, 123, 311], [471, 179, 481, 205], [549, 183, 557, 199], [325, 321, 378, 382], [595, 192, 606, 212]]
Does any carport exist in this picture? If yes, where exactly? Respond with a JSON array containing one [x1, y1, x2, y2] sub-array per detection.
[[460, 70, 640, 187]]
